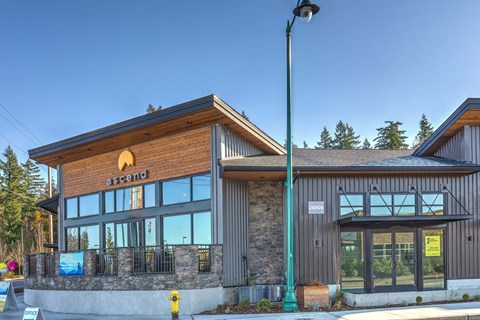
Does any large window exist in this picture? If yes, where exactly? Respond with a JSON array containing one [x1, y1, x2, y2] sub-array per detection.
[[370, 193, 415, 216], [423, 229, 445, 289], [340, 194, 364, 217], [163, 212, 212, 245], [162, 174, 211, 205], [422, 193, 445, 216], [65, 194, 99, 219], [341, 231, 365, 293], [104, 183, 155, 213], [66, 225, 99, 250]]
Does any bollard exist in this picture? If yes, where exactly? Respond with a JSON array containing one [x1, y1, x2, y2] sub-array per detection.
[[169, 289, 181, 319]]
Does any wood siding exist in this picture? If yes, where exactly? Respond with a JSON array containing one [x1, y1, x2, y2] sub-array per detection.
[[63, 127, 211, 198], [294, 173, 479, 285]]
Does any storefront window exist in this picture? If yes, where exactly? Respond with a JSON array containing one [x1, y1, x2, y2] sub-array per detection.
[[66, 227, 79, 251], [116, 223, 128, 247], [370, 194, 415, 216], [163, 214, 191, 245], [340, 231, 364, 293], [163, 178, 191, 205], [79, 194, 99, 217], [422, 193, 445, 215], [340, 194, 364, 217], [104, 223, 115, 249], [193, 174, 211, 201], [66, 198, 78, 219], [193, 212, 211, 244], [105, 191, 115, 213], [144, 183, 156, 208], [145, 218, 156, 246], [423, 229, 445, 289], [115, 186, 143, 212], [79, 225, 100, 250]]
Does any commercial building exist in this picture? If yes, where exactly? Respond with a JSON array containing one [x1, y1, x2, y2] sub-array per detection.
[[26, 95, 480, 314]]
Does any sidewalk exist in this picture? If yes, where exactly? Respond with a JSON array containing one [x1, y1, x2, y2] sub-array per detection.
[[4, 294, 480, 320]]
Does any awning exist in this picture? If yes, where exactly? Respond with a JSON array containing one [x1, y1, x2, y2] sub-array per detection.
[[337, 214, 473, 229], [36, 195, 59, 214]]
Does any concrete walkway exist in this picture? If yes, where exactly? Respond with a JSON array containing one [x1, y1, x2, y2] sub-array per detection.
[[3, 294, 480, 319]]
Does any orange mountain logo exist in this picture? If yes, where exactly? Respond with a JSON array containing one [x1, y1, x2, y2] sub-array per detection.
[[118, 150, 135, 171]]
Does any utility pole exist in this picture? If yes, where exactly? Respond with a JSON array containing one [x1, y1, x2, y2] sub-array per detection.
[[48, 166, 54, 252]]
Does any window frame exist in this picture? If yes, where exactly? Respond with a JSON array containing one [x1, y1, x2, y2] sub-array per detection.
[[369, 192, 417, 217], [65, 192, 100, 219], [338, 193, 365, 218], [420, 192, 446, 216]]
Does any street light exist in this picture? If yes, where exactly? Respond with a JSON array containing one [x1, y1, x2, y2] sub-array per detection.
[[283, 0, 320, 312]]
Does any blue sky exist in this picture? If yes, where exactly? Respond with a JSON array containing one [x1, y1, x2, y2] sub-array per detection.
[[1, 0, 480, 166]]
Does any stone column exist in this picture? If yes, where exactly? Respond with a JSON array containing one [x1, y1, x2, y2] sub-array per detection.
[[174, 246, 198, 289], [36, 253, 45, 276], [117, 248, 133, 277], [84, 250, 97, 276]]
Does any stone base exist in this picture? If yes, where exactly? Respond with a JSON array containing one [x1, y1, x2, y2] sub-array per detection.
[[24, 287, 225, 315]]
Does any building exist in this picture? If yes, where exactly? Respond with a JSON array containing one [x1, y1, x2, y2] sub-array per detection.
[[26, 95, 480, 314]]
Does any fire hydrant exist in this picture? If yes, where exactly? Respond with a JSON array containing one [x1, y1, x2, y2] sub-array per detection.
[[169, 289, 181, 319]]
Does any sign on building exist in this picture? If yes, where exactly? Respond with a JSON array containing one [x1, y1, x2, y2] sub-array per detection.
[[0, 281, 18, 312], [425, 235, 441, 257], [308, 201, 325, 214]]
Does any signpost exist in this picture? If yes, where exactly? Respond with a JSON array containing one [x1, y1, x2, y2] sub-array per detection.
[[0, 282, 18, 312]]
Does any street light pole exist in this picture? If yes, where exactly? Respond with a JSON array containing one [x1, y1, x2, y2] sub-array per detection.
[[283, 0, 320, 312]]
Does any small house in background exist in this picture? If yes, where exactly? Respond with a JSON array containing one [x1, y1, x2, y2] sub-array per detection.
[[26, 96, 480, 314]]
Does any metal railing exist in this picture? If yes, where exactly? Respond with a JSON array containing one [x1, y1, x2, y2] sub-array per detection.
[[27, 254, 37, 277], [95, 248, 118, 275], [198, 245, 211, 273], [133, 245, 174, 274], [44, 252, 57, 276]]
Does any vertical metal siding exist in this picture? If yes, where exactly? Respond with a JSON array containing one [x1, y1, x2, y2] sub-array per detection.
[[57, 164, 65, 251], [293, 173, 479, 285], [222, 126, 263, 158], [435, 127, 466, 161]]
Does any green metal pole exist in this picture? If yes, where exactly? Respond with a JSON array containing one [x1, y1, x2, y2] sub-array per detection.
[[282, 20, 299, 312]]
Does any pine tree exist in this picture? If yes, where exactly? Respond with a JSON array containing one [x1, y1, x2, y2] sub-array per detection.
[[332, 121, 360, 149], [362, 138, 371, 149], [413, 114, 434, 148], [316, 127, 333, 149], [374, 121, 409, 149], [241, 111, 249, 121], [303, 141, 309, 149], [0, 146, 24, 245], [146, 104, 163, 114], [283, 138, 299, 149]]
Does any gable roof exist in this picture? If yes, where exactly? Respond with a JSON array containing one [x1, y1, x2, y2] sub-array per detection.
[[29, 95, 285, 167], [414, 98, 480, 156]]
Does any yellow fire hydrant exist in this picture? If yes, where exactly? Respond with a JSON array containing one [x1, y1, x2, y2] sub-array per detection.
[[169, 289, 181, 319]]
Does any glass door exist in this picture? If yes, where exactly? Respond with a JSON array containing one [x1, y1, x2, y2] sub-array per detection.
[[372, 230, 416, 292]]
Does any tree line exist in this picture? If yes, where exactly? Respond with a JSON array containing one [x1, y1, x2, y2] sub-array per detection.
[[0, 146, 54, 269], [296, 114, 434, 150]]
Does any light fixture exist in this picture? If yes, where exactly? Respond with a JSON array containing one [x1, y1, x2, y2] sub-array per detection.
[[293, 0, 320, 23]]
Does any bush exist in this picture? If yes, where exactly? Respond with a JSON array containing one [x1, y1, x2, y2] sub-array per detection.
[[474, 294, 480, 302], [416, 296, 423, 304], [255, 298, 272, 313], [216, 302, 231, 313], [307, 302, 321, 311], [239, 299, 250, 310], [463, 293, 470, 301]]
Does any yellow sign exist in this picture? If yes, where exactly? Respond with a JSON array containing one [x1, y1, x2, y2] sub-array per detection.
[[118, 150, 135, 171], [425, 235, 441, 257]]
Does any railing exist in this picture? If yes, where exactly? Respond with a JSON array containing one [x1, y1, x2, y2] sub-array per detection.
[[44, 252, 57, 276], [96, 248, 118, 275], [27, 254, 37, 276], [198, 245, 211, 273], [133, 245, 175, 274]]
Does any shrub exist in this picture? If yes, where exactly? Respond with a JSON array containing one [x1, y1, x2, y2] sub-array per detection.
[[256, 298, 272, 313], [307, 302, 321, 311], [474, 294, 480, 301], [463, 293, 470, 301], [216, 302, 231, 313], [416, 296, 423, 304], [239, 299, 250, 310]]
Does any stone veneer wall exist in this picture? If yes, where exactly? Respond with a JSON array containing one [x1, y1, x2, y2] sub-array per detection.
[[248, 181, 284, 285], [25, 245, 222, 291]]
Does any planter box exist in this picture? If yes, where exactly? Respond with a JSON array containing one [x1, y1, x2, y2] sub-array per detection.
[[296, 285, 330, 308]]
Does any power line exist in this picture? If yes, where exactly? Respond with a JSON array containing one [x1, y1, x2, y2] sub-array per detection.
[[0, 134, 49, 174], [0, 108, 41, 146], [0, 102, 44, 145]]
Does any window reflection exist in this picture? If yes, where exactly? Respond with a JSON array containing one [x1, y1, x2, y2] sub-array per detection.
[[193, 212, 211, 244], [193, 174, 211, 201], [79, 194, 99, 217], [144, 184, 156, 208], [145, 218, 156, 246], [116, 223, 128, 247], [66, 198, 78, 219], [66, 227, 79, 251], [163, 178, 191, 205], [341, 231, 364, 293], [163, 214, 191, 245], [79, 225, 100, 250]]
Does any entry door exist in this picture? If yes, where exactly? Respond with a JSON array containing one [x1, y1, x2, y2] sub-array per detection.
[[372, 231, 416, 292]]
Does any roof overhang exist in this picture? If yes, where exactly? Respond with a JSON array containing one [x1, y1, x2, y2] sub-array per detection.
[[36, 195, 59, 214], [414, 98, 480, 156], [29, 95, 285, 167], [337, 214, 473, 229], [221, 166, 480, 180]]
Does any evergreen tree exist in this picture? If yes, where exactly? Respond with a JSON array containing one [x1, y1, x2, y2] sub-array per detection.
[[0, 146, 24, 245], [303, 141, 309, 149], [332, 121, 360, 149], [374, 121, 409, 149], [362, 138, 371, 149], [413, 114, 434, 148], [241, 111, 249, 121], [316, 127, 333, 149], [283, 138, 299, 149], [145, 104, 163, 114]]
